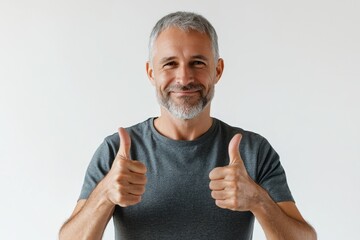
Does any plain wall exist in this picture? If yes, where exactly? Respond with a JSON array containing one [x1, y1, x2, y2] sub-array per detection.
[[0, 0, 359, 239]]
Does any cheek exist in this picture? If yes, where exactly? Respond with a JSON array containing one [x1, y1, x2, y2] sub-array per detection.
[[161, 71, 176, 80], [155, 71, 175, 88], [196, 70, 216, 86]]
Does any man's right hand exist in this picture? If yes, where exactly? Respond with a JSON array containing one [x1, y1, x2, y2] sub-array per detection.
[[102, 127, 147, 207]]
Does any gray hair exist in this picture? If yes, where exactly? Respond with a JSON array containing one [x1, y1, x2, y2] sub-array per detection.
[[148, 11, 219, 63]]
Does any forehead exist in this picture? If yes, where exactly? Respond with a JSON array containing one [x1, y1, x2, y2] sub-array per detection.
[[152, 27, 213, 61]]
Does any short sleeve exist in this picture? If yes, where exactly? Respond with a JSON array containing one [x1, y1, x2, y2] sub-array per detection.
[[256, 138, 294, 203], [78, 138, 116, 200]]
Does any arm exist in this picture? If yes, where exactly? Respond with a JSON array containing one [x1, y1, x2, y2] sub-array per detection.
[[59, 185, 115, 240], [253, 191, 316, 239], [59, 128, 147, 240], [209, 134, 317, 239]]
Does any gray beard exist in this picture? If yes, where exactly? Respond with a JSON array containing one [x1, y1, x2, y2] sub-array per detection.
[[156, 84, 214, 120]]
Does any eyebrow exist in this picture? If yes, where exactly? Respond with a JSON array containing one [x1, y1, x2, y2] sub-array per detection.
[[159, 55, 209, 64], [159, 56, 177, 65], [192, 55, 209, 61]]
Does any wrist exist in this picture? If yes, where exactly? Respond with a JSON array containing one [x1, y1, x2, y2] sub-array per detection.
[[250, 186, 272, 215], [91, 179, 116, 209]]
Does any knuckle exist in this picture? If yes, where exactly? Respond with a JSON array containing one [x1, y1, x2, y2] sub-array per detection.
[[139, 186, 146, 195], [130, 195, 141, 205], [112, 162, 128, 174], [117, 194, 128, 204], [138, 175, 147, 184], [116, 173, 129, 183], [132, 185, 145, 195], [228, 181, 238, 190], [115, 183, 125, 192], [135, 195, 142, 202], [114, 156, 125, 166], [232, 173, 241, 182]]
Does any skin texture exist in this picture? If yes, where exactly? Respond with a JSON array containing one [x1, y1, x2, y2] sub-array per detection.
[[209, 134, 317, 239], [59, 128, 147, 240], [59, 27, 317, 240], [146, 27, 224, 140]]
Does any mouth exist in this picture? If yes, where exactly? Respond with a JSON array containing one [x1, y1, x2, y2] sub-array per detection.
[[167, 84, 203, 97], [170, 90, 200, 97]]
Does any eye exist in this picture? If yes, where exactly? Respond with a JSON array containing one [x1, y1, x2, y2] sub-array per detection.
[[192, 60, 206, 68], [163, 61, 177, 68]]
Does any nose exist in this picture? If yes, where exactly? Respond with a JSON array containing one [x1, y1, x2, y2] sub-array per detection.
[[175, 64, 194, 85]]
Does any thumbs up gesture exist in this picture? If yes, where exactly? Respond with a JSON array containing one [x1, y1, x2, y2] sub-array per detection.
[[102, 128, 147, 207], [209, 134, 263, 212]]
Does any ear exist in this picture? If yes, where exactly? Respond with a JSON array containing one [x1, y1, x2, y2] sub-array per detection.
[[146, 61, 155, 86], [215, 58, 224, 84]]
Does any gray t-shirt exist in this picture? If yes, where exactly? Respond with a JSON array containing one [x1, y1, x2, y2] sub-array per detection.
[[79, 118, 294, 240]]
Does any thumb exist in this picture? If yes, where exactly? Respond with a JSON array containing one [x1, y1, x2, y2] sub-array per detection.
[[118, 127, 131, 160], [228, 133, 243, 165]]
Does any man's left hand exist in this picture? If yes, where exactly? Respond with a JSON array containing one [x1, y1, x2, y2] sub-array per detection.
[[209, 133, 264, 212]]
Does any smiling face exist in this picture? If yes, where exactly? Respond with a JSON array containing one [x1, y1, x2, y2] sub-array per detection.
[[146, 27, 224, 120]]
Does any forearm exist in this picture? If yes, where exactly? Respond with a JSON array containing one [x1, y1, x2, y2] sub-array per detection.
[[253, 191, 317, 240], [59, 182, 115, 240]]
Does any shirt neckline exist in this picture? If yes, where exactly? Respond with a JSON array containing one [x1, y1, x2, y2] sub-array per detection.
[[148, 117, 219, 147]]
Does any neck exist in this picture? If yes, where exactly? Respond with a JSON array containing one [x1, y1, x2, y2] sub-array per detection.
[[154, 105, 213, 141]]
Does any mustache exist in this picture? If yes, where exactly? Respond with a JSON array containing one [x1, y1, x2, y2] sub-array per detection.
[[166, 83, 204, 92]]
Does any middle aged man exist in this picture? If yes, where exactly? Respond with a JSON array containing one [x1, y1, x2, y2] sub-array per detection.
[[59, 11, 317, 240]]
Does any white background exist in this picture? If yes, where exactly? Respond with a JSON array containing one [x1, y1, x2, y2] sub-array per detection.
[[1, 0, 359, 239]]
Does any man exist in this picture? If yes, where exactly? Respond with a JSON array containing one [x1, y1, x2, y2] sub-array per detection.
[[59, 11, 316, 240]]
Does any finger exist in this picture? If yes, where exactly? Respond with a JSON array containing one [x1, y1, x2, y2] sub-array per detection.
[[228, 133, 243, 165], [128, 172, 147, 185], [209, 180, 227, 190], [118, 194, 142, 207], [215, 199, 231, 210], [128, 160, 147, 174], [118, 127, 131, 160], [126, 184, 146, 196], [209, 167, 229, 180], [211, 190, 231, 200]]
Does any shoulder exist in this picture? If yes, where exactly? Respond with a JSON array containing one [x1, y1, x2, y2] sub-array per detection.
[[103, 118, 154, 149], [214, 118, 267, 147]]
